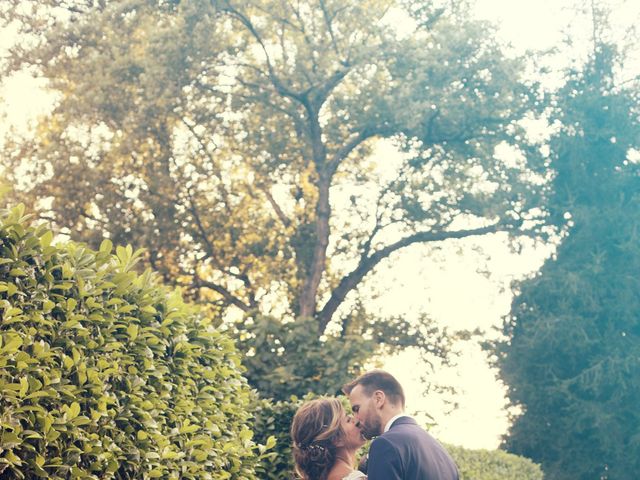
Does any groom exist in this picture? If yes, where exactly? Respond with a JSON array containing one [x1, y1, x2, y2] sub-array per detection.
[[343, 370, 459, 480]]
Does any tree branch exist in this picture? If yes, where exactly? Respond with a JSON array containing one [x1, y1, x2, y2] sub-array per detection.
[[184, 184, 217, 261], [318, 0, 342, 57], [194, 274, 252, 312], [259, 184, 291, 227], [220, 1, 305, 104], [232, 81, 304, 127], [317, 222, 514, 332], [306, 66, 350, 114], [178, 118, 233, 217], [361, 202, 402, 258], [327, 128, 376, 176]]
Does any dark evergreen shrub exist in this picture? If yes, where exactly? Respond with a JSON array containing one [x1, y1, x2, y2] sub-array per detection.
[[0, 204, 259, 479]]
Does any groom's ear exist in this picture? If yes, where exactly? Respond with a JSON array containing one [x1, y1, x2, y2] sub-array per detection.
[[373, 390, 386, 408]]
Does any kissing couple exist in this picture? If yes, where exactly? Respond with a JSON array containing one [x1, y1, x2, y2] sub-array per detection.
[[290, 370, 459, 480]]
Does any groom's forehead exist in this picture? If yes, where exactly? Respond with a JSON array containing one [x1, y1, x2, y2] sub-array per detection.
[[349, 384, 368, 404]]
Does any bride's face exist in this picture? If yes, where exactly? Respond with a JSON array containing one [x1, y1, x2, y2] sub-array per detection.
[[341, 413, 367, 449]]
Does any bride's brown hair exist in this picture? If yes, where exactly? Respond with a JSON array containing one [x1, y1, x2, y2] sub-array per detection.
[[291, 397, 347, 480]]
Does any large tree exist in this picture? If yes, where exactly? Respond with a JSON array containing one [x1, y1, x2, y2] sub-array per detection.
[[2, 0, 543, 398], [494, 17, 640, 480]]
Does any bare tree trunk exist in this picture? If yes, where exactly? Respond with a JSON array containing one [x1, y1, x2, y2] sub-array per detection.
[[299, 171, 331, 319]]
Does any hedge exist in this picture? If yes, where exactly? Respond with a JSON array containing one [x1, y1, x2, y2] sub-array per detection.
[[0, 204, 260, 479], [447, 444, 544, 480], [251, 395, 301, 479]]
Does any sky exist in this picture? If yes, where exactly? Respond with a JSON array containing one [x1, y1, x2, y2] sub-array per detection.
[[1, 0, 639, 451]]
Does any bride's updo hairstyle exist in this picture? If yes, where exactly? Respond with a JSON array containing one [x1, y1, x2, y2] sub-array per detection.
[[291, 397, 347, 480]]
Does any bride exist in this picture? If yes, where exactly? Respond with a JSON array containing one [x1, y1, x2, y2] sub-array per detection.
[[291, 397, 367, 480]]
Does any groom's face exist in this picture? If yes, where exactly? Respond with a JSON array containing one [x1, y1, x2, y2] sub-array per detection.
[[348, 384, 383, 440]]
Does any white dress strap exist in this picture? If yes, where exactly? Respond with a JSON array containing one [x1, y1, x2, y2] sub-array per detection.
[[341, 471, 367, 480]]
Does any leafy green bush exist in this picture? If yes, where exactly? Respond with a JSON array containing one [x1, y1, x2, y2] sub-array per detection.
[[251, 395, 301, 479], [0, 204, 259, 479], [447, 444, 543, 480]]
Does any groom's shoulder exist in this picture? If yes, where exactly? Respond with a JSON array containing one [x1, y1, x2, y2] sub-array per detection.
[[391, 416, 419, 427], [388, 416, 424, 434], [383, 418, 433, 443]]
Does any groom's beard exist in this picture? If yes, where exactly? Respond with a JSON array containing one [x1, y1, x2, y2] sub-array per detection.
[[359, 417, 383, 440]]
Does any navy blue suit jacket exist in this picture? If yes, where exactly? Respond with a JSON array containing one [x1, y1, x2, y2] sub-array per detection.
[[366, 417, 459, 480]]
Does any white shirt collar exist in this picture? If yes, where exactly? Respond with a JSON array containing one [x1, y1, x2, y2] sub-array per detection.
[[384, 414, 407, 433]]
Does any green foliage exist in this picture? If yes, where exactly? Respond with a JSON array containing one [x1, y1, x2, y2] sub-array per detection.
[[446, 445, 543, 480], [238, 315, 367, 399], [251, 395, 302, 480], [494, 35, 640, 480], [0, 204, 259, 479]]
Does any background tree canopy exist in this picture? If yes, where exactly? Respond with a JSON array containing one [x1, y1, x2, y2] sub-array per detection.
[[1, 0, 545, 398], [494, 10, 640, 480]]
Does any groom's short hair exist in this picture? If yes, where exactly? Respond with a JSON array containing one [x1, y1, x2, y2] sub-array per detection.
[[343, 369, 406, 408]]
